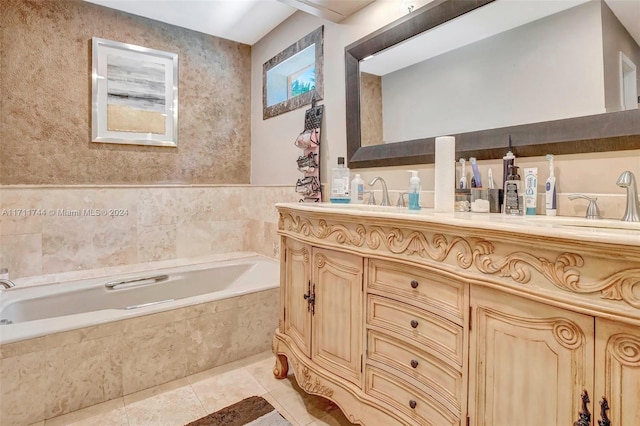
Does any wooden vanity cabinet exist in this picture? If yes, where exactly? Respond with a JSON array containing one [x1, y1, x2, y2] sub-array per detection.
[[279, 238, 363, 386], [274, 204, 640, 425], [468, 286, 595, 426], [595, 318, 640, 425]]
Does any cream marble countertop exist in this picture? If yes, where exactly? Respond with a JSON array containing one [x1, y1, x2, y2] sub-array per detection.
[[276, 202, 640, 247]]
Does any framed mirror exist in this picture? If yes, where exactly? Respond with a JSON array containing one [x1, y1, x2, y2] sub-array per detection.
[[346, 0, 640, 168], [263, 26, 324, 119]]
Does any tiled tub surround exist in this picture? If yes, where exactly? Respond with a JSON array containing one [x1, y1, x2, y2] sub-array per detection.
[[0, 185, 298, 279], [0, 253, 280, 426]]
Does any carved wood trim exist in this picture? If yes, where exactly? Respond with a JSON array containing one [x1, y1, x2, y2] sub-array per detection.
[[289, 358, 335, 398], [607, 334, 640, 365], [279, 212, 640, 309]]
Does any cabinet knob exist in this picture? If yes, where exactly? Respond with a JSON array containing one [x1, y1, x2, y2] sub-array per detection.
[[410, 280, 419, 289], [410, 320, 419, 328], [409, 400, 417, 409], [410, 359, 419, 368]]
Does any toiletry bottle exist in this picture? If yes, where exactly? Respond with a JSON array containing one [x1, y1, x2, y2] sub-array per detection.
[[524, 167, 538, 215], [502, 149, 515, 194], [545, 154, 557, 216], [458, 159, 467, 189], [505, 165, 524, 215], [407, 170, 421, 210], [330, 157, 350, 203], [350, 173, 364, 204]]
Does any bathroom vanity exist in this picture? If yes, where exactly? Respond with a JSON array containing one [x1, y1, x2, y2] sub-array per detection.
[[272, 203, 640, 425]]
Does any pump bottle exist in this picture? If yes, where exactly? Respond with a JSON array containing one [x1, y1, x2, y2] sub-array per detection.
[[407, 170, 421, 210]]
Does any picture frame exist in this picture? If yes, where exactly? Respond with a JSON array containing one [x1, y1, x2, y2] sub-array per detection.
[[263, 26, 323, 120], [91, 37, 178, 147]]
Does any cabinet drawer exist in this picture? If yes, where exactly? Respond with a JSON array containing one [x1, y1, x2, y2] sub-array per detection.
[[368, 259, 466, 325], [365, 365, 460, 426], [367, 330, 463, 415], [368, 295, 464, 367]]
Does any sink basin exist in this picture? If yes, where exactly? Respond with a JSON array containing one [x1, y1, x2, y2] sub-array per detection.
[[524, 216, 640, 231]]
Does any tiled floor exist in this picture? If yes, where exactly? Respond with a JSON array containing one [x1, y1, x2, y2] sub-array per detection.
[[33, 351, 355, 426]]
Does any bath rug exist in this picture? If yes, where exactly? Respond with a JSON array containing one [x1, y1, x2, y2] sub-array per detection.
[[186, 396, 292, 426]]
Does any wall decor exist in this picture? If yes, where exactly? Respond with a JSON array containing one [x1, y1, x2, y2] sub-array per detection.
[[263, 26, 323, 120], [91, 37, 178, 147]]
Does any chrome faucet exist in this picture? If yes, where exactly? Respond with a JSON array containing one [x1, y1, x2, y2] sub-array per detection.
[[368, 177, 390, 206], [616, 170, 640, 222], [0, 279, 15, 289]]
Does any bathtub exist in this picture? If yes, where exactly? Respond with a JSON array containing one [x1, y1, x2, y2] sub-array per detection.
[[0, 254, 278, 344], [0, 254, 281, 425]]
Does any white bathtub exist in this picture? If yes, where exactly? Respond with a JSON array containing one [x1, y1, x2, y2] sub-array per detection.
[[0, 253, 281, 425], [0, 254, 279, 344]]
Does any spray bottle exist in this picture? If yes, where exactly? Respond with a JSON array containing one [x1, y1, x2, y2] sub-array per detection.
[[408, 170, 421, 210], [545, 154, 557, 216]]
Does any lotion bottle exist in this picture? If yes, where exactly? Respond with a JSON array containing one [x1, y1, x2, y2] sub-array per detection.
[[545, 154, 557, 216], [407, 170, 421, 210], [350, 173, 364, 204]]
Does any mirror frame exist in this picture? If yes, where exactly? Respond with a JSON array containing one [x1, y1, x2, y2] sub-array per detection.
[[345, 0, 640, 168], [263, 26, 324, 120]]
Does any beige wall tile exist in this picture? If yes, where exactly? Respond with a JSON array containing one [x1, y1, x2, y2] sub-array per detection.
[[44, 335, 124, 418], [0, 336, 46, 359], [122, 320, 187, 395], [176, 219, 246, 258], [185, 309, 237, 375], [0, 351, 47, 426], [137, 224, 177, 263], [0, 233, 42, 278]]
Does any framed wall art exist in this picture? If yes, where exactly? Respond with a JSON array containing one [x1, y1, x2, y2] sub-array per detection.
[[91, 37, 178, 147]]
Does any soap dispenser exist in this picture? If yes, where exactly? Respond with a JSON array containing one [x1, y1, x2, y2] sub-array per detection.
[[407, 170, 421, 210]]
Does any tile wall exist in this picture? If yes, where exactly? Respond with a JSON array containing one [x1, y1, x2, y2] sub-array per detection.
[[0, 185, 298, 279]]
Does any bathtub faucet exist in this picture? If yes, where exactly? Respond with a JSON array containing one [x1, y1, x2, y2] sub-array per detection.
[[0, 279, 15, 289]]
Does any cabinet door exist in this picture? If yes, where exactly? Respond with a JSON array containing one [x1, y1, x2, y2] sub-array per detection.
[[595, 318, 640, 426], [283, 239, 312, 358], [469, 286, 594, 426], [312, 248, 363, 385]]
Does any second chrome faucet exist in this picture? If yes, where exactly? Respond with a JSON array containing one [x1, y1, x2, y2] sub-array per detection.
[[616, 170, 640, 222], [368, 177, 391, 206]]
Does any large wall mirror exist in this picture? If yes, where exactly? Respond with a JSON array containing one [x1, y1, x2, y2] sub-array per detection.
[[346, 0, 640, 168], [264, 26, 324, 119]]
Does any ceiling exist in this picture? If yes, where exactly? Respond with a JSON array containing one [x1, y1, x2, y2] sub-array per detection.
[[83, 0, 375, 45]]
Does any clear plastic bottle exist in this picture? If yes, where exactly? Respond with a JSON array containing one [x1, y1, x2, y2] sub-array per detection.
[[407, 170, 421, 210], [330, 157, 350, 203], [350, 173, 364, 204]]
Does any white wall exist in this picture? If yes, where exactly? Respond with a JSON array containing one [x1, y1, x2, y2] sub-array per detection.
[[251, 0, 431, 185], [382, 1, 605, 143]]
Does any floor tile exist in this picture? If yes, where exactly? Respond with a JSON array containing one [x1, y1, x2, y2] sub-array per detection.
[[261, 392, 301, 426], [188, 365, 268, 413], [244, 353, 297, 394], [123, 378, 205, 426], [268, 376, 340, 426], [44, 398, 127, 426]]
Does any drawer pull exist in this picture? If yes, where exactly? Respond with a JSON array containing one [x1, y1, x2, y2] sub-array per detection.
[[409, 400, 417, 409], [410, 319, 419, 328], [410, 279, 419, 289], [410, 359, 419, 368]]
